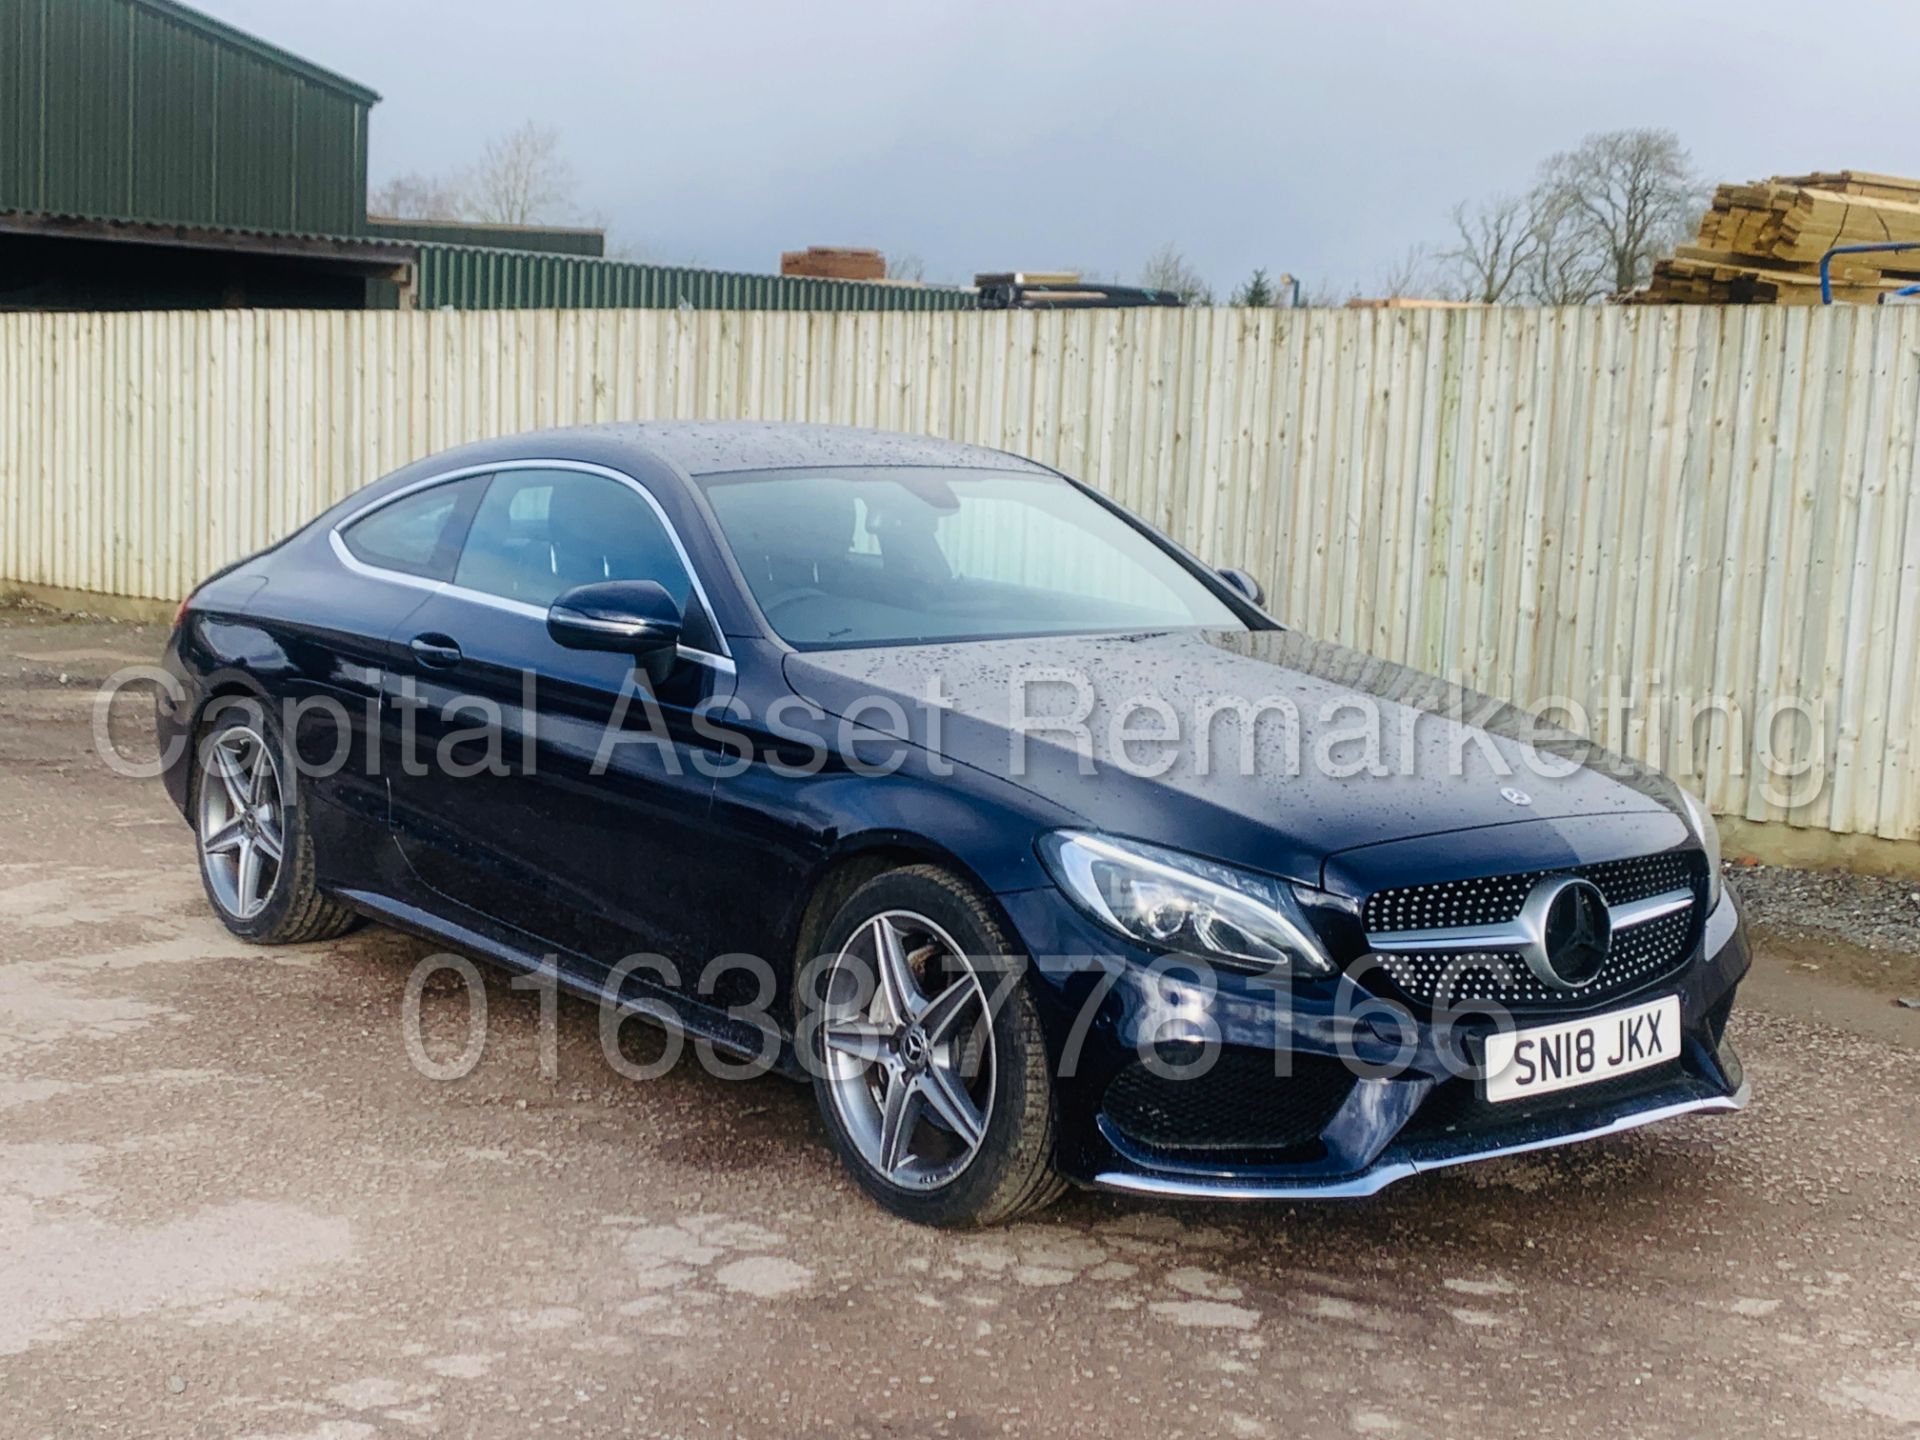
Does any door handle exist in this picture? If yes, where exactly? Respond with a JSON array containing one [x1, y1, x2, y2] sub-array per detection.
[[408, 633, 464, 669]]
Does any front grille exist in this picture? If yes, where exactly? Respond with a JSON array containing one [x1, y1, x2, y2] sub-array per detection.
[[1364, 850, 1698, 933], [1369, 907, 1694, 1008], [1360, 851, 1704, 1011], [1101, 1047, 1355, 1163]]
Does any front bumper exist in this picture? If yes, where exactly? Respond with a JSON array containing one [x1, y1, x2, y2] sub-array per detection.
[[1096, 1077, 1749, 1200], [155, 628, 202, 820], [1000, 882, 1751, 1200]]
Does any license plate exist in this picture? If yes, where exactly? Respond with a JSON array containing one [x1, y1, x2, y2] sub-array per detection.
[[1482, 995, 1681, 1104]]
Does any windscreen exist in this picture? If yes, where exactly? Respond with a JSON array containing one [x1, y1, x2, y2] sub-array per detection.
[[698, 466, 1245, 648]]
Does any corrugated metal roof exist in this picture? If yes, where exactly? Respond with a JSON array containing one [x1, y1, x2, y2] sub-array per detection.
[[0, 209, 413, 261]]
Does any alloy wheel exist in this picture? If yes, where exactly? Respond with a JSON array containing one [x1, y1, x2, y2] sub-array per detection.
[[818, 910, 997, 1191], [197, 724, 286, 921]]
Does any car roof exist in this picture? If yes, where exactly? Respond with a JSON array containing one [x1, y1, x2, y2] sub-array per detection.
[[435, 421, 1056, 480]]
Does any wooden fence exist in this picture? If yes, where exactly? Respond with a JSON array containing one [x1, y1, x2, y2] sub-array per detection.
[[2, 305, 1917, 844]]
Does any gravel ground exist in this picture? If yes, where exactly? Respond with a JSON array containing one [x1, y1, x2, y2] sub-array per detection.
[[2, 605, 1919, 1439], [1730, 862, 1920, 959]]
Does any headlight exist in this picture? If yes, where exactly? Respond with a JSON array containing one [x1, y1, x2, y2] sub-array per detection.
[[1037, 831, 1333, 976], [1676, 787, 1723, 908]]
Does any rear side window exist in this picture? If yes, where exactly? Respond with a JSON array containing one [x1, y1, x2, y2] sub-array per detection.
[[340, 478, 483, 580]]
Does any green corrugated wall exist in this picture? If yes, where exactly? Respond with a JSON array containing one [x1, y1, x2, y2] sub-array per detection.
[[0, 0, 373, 235], [405, 246, 979, 312], [365, 218, 606, 257]]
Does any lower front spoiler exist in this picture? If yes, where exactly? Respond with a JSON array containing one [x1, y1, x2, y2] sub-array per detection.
[[1093, 1075, 1750, 1202]]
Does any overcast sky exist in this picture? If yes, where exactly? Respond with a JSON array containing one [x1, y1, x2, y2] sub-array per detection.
[[195, 0, 1919, 294]]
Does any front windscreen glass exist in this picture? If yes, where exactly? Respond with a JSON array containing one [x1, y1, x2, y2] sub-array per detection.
[[698, 466, 1245, 648]]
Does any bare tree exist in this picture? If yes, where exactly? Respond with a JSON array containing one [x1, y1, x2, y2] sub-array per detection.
[[1379, 244, 1439, 299], [1535, 128, 1703, 297], [368, 170, 472, 220], [1521, 187, 1610, 305], [369, 122, 581, 229], [1433, 127, 1703, 305], [1138, 243, 1212, 304], [1441, 194, 1538, 303], [468, 123, 577, 227], [887, 252, 927, 282]]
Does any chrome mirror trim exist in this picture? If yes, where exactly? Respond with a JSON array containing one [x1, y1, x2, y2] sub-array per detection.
[[548, 609, 678, 643]]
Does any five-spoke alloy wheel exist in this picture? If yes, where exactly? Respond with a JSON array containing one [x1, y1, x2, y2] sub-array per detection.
[[819, 909, 996, 1191], [192, 704, 361, 945], [197, 721, 286, 921], [803, 865, 1065, 1227]]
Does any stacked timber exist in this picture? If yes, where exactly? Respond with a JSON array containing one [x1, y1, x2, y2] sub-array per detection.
[[780, 246, 887, 281], [1632, 170, 1920, 305]]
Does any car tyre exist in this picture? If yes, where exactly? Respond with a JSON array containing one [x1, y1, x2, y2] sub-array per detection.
[[192, 699, 362, 945], [800, 864, 1066, 1227]]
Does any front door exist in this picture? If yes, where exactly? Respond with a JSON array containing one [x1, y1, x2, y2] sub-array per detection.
[[383, 465, 738, 981]]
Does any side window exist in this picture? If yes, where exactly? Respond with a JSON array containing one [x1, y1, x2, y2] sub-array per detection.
[[339, 477, 482, 581], [453, 470, 719, 651]]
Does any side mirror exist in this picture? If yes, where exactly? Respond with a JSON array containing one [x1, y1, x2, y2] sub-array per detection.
[[1216, 567, 1265, 608], [548, 580, 683, 684]]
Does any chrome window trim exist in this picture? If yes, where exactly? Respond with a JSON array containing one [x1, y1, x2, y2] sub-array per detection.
[[1366, 884, 1695, 957], [330, 458, 735, 674]]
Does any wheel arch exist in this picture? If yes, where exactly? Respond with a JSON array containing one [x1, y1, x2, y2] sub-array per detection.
[[786, 834, 1021, 996], [181, 674, 275, 797]]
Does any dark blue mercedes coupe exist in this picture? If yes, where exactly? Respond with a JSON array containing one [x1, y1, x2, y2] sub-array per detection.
[[158, 422, 1748, 1226]]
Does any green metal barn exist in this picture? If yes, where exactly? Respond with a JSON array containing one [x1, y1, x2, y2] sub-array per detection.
[[0, 0, 972, 312]]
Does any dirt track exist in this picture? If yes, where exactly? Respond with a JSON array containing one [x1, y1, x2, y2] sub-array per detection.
[[2, 605, 1917, 1439]]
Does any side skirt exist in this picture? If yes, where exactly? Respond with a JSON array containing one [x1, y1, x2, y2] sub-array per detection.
[[333, 887, 805, 1081]]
